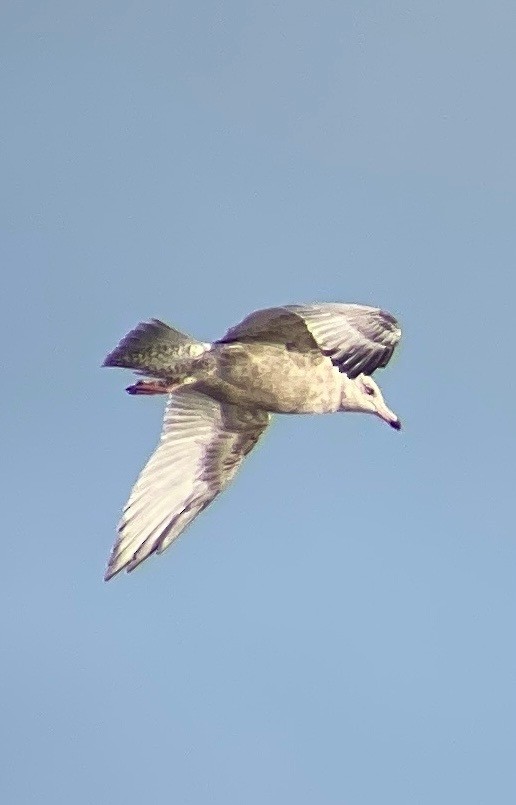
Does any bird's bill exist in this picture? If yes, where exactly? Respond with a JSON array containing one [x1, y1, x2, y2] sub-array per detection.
[[375, 400, 402, 430]]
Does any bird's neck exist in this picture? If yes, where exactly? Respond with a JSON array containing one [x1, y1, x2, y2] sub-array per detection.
[[338, 376, 366, 413]]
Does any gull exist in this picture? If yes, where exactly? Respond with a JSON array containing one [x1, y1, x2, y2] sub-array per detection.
[[103, 303, 402, 580]]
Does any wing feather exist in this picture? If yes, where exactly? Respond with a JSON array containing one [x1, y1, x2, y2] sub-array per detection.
[[219, 303, 401, 378], [104, 389, 270, 580], [285, 303, 400, 376]]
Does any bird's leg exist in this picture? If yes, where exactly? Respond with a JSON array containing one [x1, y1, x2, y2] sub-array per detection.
[[126, 378, 176, 395]]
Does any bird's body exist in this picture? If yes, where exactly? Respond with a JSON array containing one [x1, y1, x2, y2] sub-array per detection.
[[103, 303, 402, 580], [159, 342, 344, 413]]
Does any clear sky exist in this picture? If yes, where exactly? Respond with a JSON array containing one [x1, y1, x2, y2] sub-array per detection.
[[2, 2, 515, 803]]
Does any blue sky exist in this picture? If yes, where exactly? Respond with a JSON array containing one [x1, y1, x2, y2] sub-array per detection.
[[2, 2, 515, 803]]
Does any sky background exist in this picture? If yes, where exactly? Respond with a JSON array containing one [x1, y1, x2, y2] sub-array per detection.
[[2, 2, 515, 803]]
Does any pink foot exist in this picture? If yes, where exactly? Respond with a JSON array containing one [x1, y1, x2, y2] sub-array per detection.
[[126, 379, 172, 395]]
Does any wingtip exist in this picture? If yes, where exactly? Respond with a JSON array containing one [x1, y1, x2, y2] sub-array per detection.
[[103, 553, 126, 582], [103, 565, 117, 582], [103, 549, 148, 581]]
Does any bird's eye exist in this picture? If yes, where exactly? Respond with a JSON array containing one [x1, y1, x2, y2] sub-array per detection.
[[364, 385, 375, 396]]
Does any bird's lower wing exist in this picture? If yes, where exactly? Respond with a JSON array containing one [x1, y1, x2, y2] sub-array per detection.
[[104, 389, 270, 580]]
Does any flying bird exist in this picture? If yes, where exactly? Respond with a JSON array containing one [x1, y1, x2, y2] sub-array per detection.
[[103, 303, 402, 580]]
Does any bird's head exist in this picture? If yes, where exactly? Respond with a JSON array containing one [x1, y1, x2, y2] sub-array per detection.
[[345, 374, 401, 430]]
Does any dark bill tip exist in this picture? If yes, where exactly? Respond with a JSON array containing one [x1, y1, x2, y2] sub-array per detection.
[[390, 418, 402, 431]]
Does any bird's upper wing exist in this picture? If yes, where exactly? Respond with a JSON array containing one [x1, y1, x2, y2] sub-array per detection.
[[219, 303, 401, 378], [105, 388, 270, 580]]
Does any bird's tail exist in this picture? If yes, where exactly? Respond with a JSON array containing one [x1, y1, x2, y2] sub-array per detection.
[[103, 319, 209, 378]]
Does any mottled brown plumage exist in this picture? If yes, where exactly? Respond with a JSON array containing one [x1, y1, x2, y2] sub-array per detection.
[[103, 303, 402, 580]]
